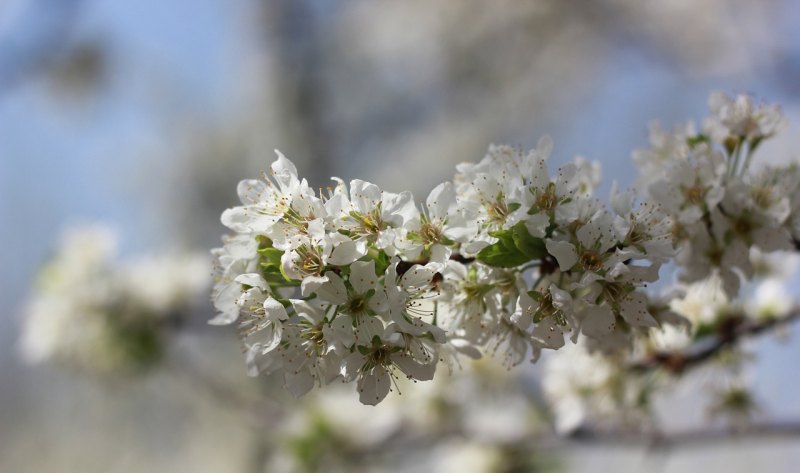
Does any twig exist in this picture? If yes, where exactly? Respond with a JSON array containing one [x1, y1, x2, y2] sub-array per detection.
[[629, 309, 800, 374], [559, 420, 800, 449]]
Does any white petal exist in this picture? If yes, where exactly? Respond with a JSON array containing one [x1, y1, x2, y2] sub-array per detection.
[[426, 182, 456, 221], [619, 292, 658, 327], [306, 218, 326, 240], [272, 150, 299, 192], [263, 297, 289, 321], [531, 318, 565, 349], [393, 354, 436, 381], [341, 352, 363, 381], [529, 158, 550, 190], [315, 272, 348, 305], [383, 190, 417, 226], [325, 314, 356, 348], [555, 201, 580, 225], [580, 304, 616, 338], [546, 240, 578, 271], [285, 370, 315, 398], [300, 275, 329, 297], [375, 229, 397, 249], [234, 273, 268, 290], [400, 264, 434, 289], [354, 316, 384, 344], [247, 321, 282, 355], [210, 283, 242, 325], [349, 179, 381, 213], [220, 207, 251, 233], [428, 244, 451, 268], [358, 366, 391, 405], [449, 338, 483, 359], [291, 299, 326, 324], [537, 135, 554, 158], [328, 239, 367, 265], [512, 292, 535, 327], [223, 234, 259, 260], [350, 260, 379, 295], [236, 179, 269, 205], [525, 212, 550, 238]]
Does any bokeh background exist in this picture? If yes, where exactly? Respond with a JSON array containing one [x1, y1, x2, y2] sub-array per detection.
[[2, 1, 800, 472]]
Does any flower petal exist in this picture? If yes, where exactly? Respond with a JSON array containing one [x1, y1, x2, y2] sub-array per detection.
[[580, 304, 616, 338], [546, 239, 578, 272], [358, 366, 391, 405], [619, 292, 658, 327], [328, 239, 367, 266], [350, 260, 379, 295], [315, 271, 348, 305], [285, 370, 315, 398]]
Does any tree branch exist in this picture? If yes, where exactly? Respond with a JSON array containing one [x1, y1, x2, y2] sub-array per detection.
[[629, 308, 800, 375], [561, 420, 800, 449]]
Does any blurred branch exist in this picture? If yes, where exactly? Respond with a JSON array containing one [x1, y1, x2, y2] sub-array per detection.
[[563, 420, 800, 449], [629, 308, 800, 375]]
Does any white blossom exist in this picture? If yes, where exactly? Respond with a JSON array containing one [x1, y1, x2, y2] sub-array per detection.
[[209, 93, 799, 405]]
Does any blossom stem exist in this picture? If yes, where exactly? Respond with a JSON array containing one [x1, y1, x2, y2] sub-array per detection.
[[628, 308, 800, 374]]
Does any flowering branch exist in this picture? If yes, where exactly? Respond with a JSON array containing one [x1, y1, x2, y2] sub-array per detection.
[[206, 91, 800, 407]]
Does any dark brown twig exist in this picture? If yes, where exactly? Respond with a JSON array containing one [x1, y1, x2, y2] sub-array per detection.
[[629, 309, 800, 375]]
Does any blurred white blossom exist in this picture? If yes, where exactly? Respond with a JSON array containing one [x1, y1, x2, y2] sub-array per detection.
[[20, 225, 210, 375]]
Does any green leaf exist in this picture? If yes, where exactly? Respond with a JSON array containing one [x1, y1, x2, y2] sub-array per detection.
[[259, 247, 283, 265], [511, 222, 546, 259], [686, 134, 709, 148], [364, 246, 391, 275], [259, 245, 293, 283], [476, 238, 529, 268], [478, 223, 545, 268]]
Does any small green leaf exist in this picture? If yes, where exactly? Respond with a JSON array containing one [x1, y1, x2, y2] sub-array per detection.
[[511, 222, 546, 259], [478, 223, 545, 267], [476, 240, 529, 268], [686, 134, 709, 148]]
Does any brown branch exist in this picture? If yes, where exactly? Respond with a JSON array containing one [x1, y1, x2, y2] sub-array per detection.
[[629, 308, 800, 375], [559, 421, 800, 449]]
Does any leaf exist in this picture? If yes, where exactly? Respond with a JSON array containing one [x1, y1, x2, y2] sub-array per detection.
[[259, 246, 292, 282], [686, 134, 708, 148], [365, 247, 391, 275], [478, 223, 546, 268], [476, 237, 529, 268], [258, 247, 283, 267], [511, 222, 546, 259]]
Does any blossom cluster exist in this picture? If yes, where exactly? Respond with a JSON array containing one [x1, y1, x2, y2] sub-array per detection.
[[212, 91, 798, 406], [635, 92, 796, 296], [20, 225, 210, 375], [540, 92, 800, 433]]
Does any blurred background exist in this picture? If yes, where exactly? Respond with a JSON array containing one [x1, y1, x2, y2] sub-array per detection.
[[2, 0, 800, 472]]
